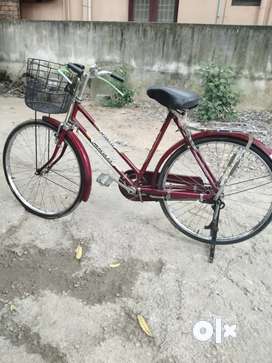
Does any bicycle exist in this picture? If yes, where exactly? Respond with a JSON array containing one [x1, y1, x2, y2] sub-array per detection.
[[3, 58, 272, 262]]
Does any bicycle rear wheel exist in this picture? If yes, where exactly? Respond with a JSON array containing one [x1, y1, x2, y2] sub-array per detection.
[[159, 136, 272, 244], [3, 120, 84, 218]]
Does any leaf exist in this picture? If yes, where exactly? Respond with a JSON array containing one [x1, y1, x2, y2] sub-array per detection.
[[197, 63, 238, 122], [137, 314, 153, 337], [9, 304, 16, 312], [75, 245, 83, 261], [110, 262, 121, 268]]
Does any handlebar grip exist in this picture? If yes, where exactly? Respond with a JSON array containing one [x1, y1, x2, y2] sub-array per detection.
[[67, 63, 85, 77], [110, 74, 124, 83], [73, 63, 85, 70]]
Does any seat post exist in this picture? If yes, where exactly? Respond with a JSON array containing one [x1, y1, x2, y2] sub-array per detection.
[[172, 110, 193, 142]]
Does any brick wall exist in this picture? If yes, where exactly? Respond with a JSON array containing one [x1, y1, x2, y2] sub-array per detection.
[[0, 0, 20, 20]]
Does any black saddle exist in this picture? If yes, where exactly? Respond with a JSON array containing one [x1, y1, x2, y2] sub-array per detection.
[[147, 87, 200, 111]]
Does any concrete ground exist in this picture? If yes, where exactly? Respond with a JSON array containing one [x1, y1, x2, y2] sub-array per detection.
[[0, 96, 272, 363]]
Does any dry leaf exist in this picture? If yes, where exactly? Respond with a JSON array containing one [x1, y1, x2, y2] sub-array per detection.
[[110, 262, 120, 268], [137, 314, 153, 337], [75, 245, 83, 260], [9, 304, 16, 312]]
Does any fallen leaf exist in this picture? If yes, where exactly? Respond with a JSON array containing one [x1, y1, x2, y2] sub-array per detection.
[[137, 314, 153, 337], [9, 304, 16, 313], [75, 245, 83, 260], [110, 262, 120, 268]]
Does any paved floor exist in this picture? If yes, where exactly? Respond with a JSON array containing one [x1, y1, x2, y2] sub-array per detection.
[[0, 96, 272, 363]]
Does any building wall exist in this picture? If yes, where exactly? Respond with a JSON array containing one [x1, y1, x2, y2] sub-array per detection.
[[92, 0, 128, 21], [0, 0, 20, 20], [177, 0, 217, 24], [21, 0, 83, 21], [178, 0, 272, 25], [267, 1, 272, 23], [20, 0, 272, 25], [68, 0, 83, 20], [21, 0, 64, 21], [20, 0, 128, 21], [222, 0, 260, 25]]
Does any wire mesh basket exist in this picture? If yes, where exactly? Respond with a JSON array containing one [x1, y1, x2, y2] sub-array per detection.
[[25, 58, 75, 114]]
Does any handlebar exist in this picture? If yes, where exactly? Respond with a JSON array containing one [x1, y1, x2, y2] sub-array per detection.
[[58, 63, 125, 98], [67, 63, 85, 77], [110, 74, 124, 83]]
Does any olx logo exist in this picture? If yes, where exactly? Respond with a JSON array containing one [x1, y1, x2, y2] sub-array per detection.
[[193, 319, 237, 343]]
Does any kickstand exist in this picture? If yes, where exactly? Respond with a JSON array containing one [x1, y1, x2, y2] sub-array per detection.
[[205, 200, 224, 263]]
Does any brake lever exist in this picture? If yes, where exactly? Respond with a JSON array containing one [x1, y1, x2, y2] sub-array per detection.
[[57, 68, 73, 84], [97, 75, 124, 97]]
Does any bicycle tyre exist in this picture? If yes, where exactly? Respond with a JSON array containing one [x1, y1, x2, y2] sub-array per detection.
[[158, 135, 272, 244], [3, 120, 84, 219]]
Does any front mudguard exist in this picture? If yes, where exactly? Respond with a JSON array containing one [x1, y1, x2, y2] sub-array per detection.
[[42, 116, 92, 202], [152, 130, 272, 187]]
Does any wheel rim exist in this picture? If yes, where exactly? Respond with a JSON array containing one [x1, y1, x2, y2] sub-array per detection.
[[161, 139, 272, 243], [5, 123, 82, 216]]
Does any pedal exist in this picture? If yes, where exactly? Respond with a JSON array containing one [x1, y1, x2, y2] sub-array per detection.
[[96, 173, 114, 187]]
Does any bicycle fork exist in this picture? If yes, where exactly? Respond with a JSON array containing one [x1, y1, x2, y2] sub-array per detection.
[[35, 126, 66, 175]]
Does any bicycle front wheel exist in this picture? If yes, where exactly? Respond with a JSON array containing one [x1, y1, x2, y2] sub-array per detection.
[[159, 136, 272, 244], [3, 120, 84, 218]]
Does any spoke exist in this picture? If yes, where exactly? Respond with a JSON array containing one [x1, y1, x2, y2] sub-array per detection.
[[226, 174, 271, 187], [167, 175, 206, 189], [5, 122, 82, 217], [17, 174, 37, 195], [33, 175, 43, 206], [162, 138, 272, 242], [45, 178, 60, 212], [39, 177, 47, 212], [224, 181, 272, 196], [24, 175, 41, 203], [170, 204, 199, 216], [41, 176, 78, 194], [49, 169, 79, 187], [226, 197, 272, 212], [10, 164, 34, 172]]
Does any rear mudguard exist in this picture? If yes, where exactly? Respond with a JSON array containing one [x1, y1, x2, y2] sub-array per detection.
[[42, 116, 92, 202], [152, 130, 272, 186]]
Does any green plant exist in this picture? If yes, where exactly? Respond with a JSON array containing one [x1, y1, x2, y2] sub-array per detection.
[[197, 64, 239, 122], [102, 66, 135, 108], [0, 70, 11, 83]]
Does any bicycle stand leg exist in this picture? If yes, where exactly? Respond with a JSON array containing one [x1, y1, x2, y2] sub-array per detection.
[[205, 200, 224, 263], [209, 244, 216, 263]]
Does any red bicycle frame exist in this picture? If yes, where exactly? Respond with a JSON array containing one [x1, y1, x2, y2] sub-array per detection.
[[73, 102, 217, 201], [42, 100, 272, 204]]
